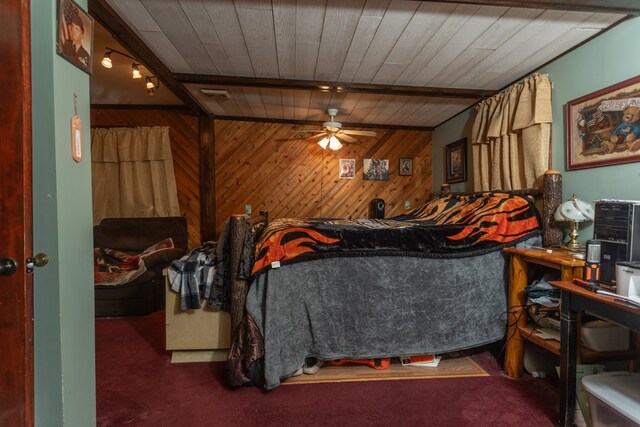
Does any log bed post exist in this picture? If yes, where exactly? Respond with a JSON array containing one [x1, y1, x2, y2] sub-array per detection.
[[542, 170, 562, 247], [229, 214, 248, 338]]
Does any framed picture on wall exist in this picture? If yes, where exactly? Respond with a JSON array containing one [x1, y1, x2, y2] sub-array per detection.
[[566, 75, 640, 170], [339, 159, 355, 179], [363, 159, 389, 180], [399, 158, 413, 176], [445, 138, 467, 184], [56, 0, 94, 74]]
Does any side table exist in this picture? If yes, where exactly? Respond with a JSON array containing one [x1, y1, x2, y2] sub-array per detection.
[[503, 247, 584, 378]]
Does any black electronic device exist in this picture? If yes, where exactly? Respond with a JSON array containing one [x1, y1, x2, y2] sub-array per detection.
[[370, 198, 385, 219], [584, 239, 601, 284], [593, 201, 640, 286]]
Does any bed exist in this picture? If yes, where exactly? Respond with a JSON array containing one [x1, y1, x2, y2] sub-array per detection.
[[226, 171, 562, 390]]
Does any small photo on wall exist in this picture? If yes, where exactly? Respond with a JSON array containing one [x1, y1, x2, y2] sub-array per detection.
[[399, 158, 413, 176], [339, 159, 355, 179], [363, 159, 389, 181]]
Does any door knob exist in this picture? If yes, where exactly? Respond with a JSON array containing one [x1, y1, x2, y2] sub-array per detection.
[[0, 258, 18, 276], [26, 253, 49, 273]]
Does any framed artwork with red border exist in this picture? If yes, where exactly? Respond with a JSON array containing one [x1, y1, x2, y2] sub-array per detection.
[[566, 75, 640, 170]]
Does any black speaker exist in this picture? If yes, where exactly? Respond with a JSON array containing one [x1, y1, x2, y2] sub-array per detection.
[[370, 198, 385, 219]]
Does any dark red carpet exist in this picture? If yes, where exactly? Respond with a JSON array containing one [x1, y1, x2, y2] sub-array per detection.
[[96, 311, 559, 426]]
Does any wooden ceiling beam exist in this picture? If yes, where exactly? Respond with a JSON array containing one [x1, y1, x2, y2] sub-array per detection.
[[214, 115, 434, 131], [88, 0, 207, 115], [174, 74, 497, 100], [412, 0, 640, 15]]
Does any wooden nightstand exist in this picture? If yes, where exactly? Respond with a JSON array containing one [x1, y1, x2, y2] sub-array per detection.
[[503, 247, 585, 379]]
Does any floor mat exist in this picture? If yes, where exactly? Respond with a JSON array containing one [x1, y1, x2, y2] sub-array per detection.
[[282, 355, 488, 385]]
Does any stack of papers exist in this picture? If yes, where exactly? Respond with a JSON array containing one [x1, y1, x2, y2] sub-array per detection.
[[535, 328, 561, 341], [400, 354, 441, 367]]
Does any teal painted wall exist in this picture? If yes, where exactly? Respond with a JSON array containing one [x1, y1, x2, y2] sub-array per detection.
[[432, 109, 475, 194], [434, 17, 640, 242], [31, 1, 96, 425]]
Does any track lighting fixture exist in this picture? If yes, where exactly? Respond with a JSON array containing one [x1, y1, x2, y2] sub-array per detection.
[[145, 76, 157, 90], [100, 46, 160, 95], [100, 47, 137, 68], [131, 63, 142, 79], [145, 76, 160, 96], [101, 50, 112, 68]]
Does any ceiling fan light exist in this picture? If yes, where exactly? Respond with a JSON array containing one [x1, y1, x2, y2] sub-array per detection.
[[101, 51, 113, 68], [146, 76, 156, 89], [328, 136, 342, 150], [318, 137, 329, 149], [132, 63, 142, 79]]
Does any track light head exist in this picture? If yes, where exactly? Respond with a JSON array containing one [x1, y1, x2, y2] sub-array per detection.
[[132, 63, 142, 79], [101, 50, 113, 68], [146, 76, 160, 95]]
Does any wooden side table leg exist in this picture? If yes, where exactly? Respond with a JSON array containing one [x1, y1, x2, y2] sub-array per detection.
[[504, 254, 527, 378], [559, 291, 578, 427]]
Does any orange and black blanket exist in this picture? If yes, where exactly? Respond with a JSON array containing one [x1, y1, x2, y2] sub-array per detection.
[[251, 192, 541, 276]]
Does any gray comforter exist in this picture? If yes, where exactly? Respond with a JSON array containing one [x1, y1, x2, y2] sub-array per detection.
[[243, 236, 538, 389]]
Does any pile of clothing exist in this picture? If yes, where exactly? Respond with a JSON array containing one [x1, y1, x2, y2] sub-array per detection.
[[167, 217, 256, 311], [525, 273, 560, 308], [167, 241, 221, 310]]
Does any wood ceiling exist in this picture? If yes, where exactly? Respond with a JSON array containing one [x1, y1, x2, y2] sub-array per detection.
[[89, 0, 638, 130]]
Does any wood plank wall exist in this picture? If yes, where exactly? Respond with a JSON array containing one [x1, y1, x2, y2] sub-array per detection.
[[90, 107, 202, 248], [215, 120, 432, 236], [90, 109, 433, 245]]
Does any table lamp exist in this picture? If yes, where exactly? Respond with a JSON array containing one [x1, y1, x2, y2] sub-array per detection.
[[554, 194, 594, 251]]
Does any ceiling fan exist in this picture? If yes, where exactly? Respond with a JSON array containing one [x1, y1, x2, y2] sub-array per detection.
[[291, 108, 377, 150]]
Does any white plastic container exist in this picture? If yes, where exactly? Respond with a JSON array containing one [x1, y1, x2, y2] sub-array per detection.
[[616, 261, 640, 303], [581, 320, 629, 352], [581, 372, 640, 427]]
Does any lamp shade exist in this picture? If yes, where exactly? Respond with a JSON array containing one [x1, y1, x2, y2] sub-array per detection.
[[554, 196, 594, 223], [328, 136, 342, 150]]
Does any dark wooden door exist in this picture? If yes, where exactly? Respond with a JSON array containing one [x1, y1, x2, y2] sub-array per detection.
[[0, 0, 34, 425]]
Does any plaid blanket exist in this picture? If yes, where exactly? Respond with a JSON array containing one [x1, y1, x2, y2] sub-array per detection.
[[167, 242, 218, 310], [94, 238, 175, 286]]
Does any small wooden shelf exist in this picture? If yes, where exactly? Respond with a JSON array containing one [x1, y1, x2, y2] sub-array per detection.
[[518, 324, 560, 354], [503, 247, 585, 378], [518, 324, 637, 363]]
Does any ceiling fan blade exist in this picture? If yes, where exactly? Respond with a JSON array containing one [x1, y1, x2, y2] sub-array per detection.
[[337, 133, 357, 143], [341, 129, 377, 137], [276, 132, 326, 142], [302, 132, 328, 141]]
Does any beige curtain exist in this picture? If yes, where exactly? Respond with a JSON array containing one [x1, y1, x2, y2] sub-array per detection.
[[91, 126, 180, 224], [470, 73, 552, 191]]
